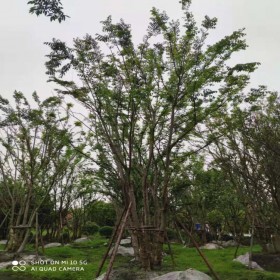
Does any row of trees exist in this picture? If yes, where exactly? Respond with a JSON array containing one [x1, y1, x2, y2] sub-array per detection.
[[0, 93, 83, 251], [209, 89, 280, 247], [0, 93, 113, 251], [0, 88, 279, 261]]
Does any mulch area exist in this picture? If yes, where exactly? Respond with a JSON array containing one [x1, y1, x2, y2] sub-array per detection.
[[253, 253, 280, 272]]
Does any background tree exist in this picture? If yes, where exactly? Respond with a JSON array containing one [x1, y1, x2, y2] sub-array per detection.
[[85, 201, 116, 227], [48, 149, 86, 243], [170, 156, 247, 244], [0, 92, 78, 252], [209, 87, 280, 249]]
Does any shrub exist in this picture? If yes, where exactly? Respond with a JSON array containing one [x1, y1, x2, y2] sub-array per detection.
[[207, 209, 224, 229], [59, 229, 70, 243], [99, 226, 113, 238], [86, 201, 116, 227], [166, 228, 177, 241], [81, 222, 100, 235]]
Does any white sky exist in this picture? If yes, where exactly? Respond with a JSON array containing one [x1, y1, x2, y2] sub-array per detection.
[[0, 0, 279, 102]]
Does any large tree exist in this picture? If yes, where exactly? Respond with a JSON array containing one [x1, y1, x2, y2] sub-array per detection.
[[45, 0, 259, 269]]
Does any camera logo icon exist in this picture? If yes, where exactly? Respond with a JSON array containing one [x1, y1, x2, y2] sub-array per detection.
[[12, 260, 27, 271]]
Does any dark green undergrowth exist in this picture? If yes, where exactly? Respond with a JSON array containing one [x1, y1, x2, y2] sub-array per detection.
[[0, 235, 280, 280]]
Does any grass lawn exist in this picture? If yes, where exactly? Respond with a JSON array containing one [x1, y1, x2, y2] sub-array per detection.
[[0, 236, 280, 280]]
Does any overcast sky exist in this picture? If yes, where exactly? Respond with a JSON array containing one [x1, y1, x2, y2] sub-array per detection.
[[0, 0, 279, 102]]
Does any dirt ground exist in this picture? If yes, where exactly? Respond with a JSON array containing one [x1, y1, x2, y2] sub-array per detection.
[[253, 253, 280, 272]]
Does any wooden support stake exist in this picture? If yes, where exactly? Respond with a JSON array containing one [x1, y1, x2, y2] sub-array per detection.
[[176, 218, 220, 280], [165, 231, 176, 269], [103, 202, 132, 280], [95, 203, 129, 279], [249, 217, 255, 270], [234, 217, 247, 259], [0, 210, 10, 229], [38, 225, 45, 255], [174, 220, 186, 245], [95, 207, 126, 278], [35, 212, 39, 259]]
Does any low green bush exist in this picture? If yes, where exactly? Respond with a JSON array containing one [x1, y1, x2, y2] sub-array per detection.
[[99, 226, 113, 238], [166, 228, 177, 241], [81, 222, 100, 235], [59, 229, 70, 243]]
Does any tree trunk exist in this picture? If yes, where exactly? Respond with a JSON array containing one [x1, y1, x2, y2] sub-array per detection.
[[6, 228, 23, 252], [132, 229, 164, 270], [17, 227, 31, 253]]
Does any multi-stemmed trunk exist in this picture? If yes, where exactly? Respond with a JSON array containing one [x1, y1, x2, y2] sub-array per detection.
[[124, 181, 167, 270]]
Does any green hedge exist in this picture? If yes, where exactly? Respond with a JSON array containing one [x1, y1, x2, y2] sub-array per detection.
[[81, 221, 100, 235], [99, 226, 113, 238]]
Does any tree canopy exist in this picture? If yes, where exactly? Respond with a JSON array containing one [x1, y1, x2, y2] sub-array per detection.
[[44, 0, 260, 269]]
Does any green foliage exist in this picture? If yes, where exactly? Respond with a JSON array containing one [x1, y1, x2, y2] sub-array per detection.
[[207, 209, 224, 229], [28, 0, 68, 22], [81, 222, 100, 235], [0, 91, 86, 252], [44, 1, 262, 268], [210, 89, 280, 239], [171, 156, 246, 233], [85, 201, 116, 227], [166, 228, 177, 241], [99, 226, 113, 238], [44, 0, 259, 213], [59, 229, 71, 243]]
